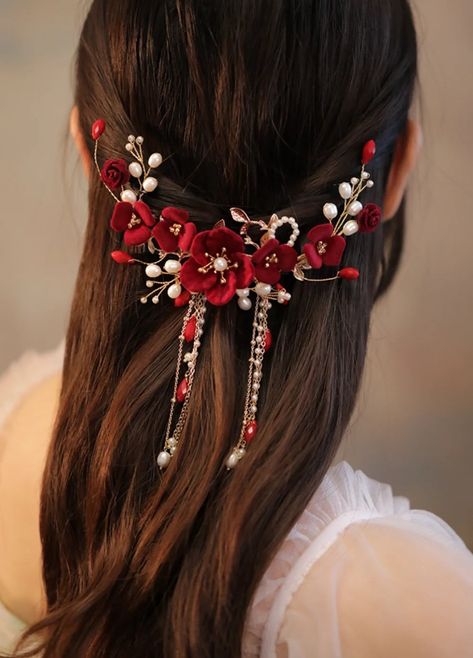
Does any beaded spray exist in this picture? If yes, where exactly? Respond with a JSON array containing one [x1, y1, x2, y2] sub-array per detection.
[[91, 119, 381, 470]]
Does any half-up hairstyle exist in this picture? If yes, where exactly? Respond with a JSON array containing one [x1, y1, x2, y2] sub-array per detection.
[[11, 1, 417, 656]]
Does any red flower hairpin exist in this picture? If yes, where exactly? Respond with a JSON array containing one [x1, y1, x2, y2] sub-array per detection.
[[93, 119, 381, 471]]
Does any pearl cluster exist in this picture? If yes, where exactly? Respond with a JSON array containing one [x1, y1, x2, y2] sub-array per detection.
[[158, 294, 207, 470], [121, 134, 163, 204], [139, 257, 183, 304], [267, 213, 300, 247], [321, 166, 375, 238]]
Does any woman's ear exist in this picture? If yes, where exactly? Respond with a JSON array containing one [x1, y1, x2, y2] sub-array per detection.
[[70, 105, 92, 177], [383, 118, 423, 220]]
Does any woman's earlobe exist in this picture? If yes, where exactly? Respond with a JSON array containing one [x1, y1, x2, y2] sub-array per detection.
[[383, 118, 423, 220], [70, 105, 92, 177]]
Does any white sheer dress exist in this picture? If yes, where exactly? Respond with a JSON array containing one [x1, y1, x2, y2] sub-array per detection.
[[1, 345, 473, 657]]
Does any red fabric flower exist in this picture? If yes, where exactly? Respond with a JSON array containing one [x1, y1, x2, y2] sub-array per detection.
[[180, 227, 254, 305], [110, 201, 156, 246], [101, 159, 130, 190], [357, 203, 382, 233], [252, 238, 298, 285], [152, 207, 197, 253], [303, 224, 346, 269]]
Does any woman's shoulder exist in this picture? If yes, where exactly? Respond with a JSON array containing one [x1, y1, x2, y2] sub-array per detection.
[[245, 462, 473, 658]]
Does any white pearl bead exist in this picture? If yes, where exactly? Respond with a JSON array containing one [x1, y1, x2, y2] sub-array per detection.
[[255, 282, 271, 297], [226, 452, 240, 469], [367, 180, 374, 188], [140, 297, 148, 304], [129, 162, 143, 178], [143, 177, 158, 193], [351, 177, 359, 185], [213, 257, 228, 272], [167, 283, 182, 299], [184, 352, 194, 363], [125, 143, 133, 152], [237, 288, 250, 297], [157, 451, 171, 468], [348, 201, 363, 216], [339, 182, 352, 200], [145, 264, 162, 278], [164, 259, 182, 274], [238, 297, 252, 311], [362, 171, 370, 180], [128, 135, 135, 143], [121, 189, 137, 203], [148, 153, 163, 168], [136, 136, 144, 145], [343, 220, 360, 236], [168, 437, 177, 447], [152, 296, 160, 304], [323, 203, 338, 220]]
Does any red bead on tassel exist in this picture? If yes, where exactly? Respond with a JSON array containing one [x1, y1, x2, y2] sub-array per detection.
[[244, 420, 258, 443], [176, 377, 189, 403], [183, 316, 197, 342]]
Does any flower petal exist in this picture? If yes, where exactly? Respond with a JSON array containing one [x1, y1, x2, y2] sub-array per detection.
[[205, 271, 237, 305], [323, 236, 346, 267], [161, 207, 190, 225], [190, 230, 212, 265], [180, 258, 217, 292], [276, 244, 298, 271], [206, 227, 244, 257], [179, 222, 197, 253], [252, 238, 280, 265], [152, 221, 178, 252], [111, 202, 133, 232], [255, 263, 280, 285], [124, 225, 152, 246], [134, 201, 155, 228], [303, 243, 323, 269], [307, 223, 334, 244], [234, 253, 255, 289]]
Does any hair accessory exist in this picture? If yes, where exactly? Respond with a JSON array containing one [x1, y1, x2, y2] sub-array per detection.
[[92, 119, 381, 470]]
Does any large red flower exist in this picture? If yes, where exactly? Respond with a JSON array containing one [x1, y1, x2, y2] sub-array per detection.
[[303, 224, 346, 269], [180, 227, 254, 305], [110, 201, 156, 246], [252, 238, 298, 285], [152, 207, 197, 253]]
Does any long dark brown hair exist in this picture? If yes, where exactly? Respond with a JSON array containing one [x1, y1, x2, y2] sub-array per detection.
[[11, 1, 417, 656]]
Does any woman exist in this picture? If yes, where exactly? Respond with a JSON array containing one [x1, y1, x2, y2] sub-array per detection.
[[1, 0, 472, 656]]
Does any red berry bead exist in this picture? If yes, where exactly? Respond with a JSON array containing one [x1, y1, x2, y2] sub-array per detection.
[[183, 316, 197, 342], [244, 420, 258, 443], [91, 119, 106, 141], [339, 267, 360, 280], [176, 377, 189, 403], [111, 250, 134, 264], [361, 139, 376, 165]]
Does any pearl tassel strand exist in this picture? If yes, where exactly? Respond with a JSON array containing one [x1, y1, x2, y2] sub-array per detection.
[[226, 296, 270, 469], [157, 293, 207, 470]]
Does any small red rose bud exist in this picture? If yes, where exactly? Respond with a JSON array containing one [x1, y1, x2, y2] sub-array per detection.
[[339, 267, 360, 280], [176, 377, 189, 403], [361, 139, 376, 165], [91, 119, 106, 141], [244, 420, 258, 443], [174, 290, 191, 308], [183, 316, 197, 342], [111, 250, 134, 264]]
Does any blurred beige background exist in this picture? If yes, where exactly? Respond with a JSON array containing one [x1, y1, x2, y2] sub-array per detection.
[[0, 1, 472, 546]]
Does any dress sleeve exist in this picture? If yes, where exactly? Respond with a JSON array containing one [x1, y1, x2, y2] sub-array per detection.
[[274, 515, 473, 658]]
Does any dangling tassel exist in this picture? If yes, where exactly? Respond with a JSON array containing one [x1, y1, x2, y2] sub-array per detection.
[[157, 293, 207, 469], [226, 295, 271, 469]]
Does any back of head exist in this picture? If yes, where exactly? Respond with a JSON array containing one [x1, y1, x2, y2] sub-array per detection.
[[16, 1, 417, 657]]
